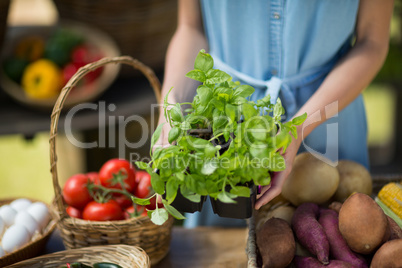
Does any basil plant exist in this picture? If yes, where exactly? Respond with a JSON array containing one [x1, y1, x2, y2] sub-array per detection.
[[133, 50, 307, 225]]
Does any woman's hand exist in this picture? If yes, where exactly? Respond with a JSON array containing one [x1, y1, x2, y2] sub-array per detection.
[[254, 129, 303, 210]]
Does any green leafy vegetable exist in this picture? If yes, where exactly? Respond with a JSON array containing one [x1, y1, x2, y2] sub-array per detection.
[[132, 50, 307, 225]]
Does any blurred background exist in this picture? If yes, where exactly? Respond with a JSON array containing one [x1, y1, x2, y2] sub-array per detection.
[[0, 0, 401, 203]]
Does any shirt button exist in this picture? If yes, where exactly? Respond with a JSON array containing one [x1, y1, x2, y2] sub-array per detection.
[[271, 69, 278, 75], [273, 12, 280, 19]]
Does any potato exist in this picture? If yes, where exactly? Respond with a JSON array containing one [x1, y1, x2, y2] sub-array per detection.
[[282, 152, 339, 206], [333, 160, 372, 202], [338, 193, 389, 254], [370, 239, 402, 267], [256, 218, 296, 268], [256, 205, 295, 231]]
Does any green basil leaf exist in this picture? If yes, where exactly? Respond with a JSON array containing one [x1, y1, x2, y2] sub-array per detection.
[[242, 103, 258, 121], [168, 127, 181, 144], [166, 178, 179, 202], [151, 172, 165, 195], [197, 86, 213, 105], [210, 98, 225, 112], [150, 123, 165, 153], [169, 105, 183, 122], [232, 96, 248, 105], [217, 191, 237, 203], [290, 125, 298, 139], [180, 185, 201, 202], [206, 180, 219, 194], [131, 196, 151, 206], [175, 173, 185, 182], [249, 142, 270, 159], [230, 186, 251, 198], [274, 131, 292, 150], [186, 174, 208, 195], [150, 208, 169, 225], [292, 112, 307, 125], [233, 85, 255, 98], [271, 153, 286, 171], [214, 86, 233, 96], [135, 161, 149, 170], [180, 121, 191, 131], [249, 124, 268, 141], [206, 69, 231, 84], [274, 98, 285, 118], [185, 69, 206, 83], [201, 159, 218, 175], [162, 201, 186, 220], [205, 144, 218, 158], [225, 103, 236, 123], [194, 49, 214, 72]]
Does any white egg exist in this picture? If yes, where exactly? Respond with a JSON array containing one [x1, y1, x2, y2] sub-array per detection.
[[0, 205, 17, 227], [0, 217, 4, 236], [1, 224, 30, 253], [10, 198, 32, 212], [26, 202, 50, 230], [14, 211, 40, 236], [0, 246, 4, 257]]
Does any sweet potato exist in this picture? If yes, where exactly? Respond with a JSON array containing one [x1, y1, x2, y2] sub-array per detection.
[[370, 239, 402, 267], [256, 217, 296, 268], [293, 256, 353, 268], [318, 209, 368, 268], [291, 203, 329, 264]]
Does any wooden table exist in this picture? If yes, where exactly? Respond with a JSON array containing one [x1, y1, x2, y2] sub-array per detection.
[[154, 227, 248, 268], [45, 226, 249, 268]]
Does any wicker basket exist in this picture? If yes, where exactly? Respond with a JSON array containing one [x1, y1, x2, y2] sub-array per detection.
[[0, 198, 57, 267], [52, 0, 178, 76], [245, 174, 402, 268], [49, 56, 173, 265], [6, 244, 150, 268]]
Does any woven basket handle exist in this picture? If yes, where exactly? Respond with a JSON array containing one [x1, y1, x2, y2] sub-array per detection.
[[49, 56, 161, 214]]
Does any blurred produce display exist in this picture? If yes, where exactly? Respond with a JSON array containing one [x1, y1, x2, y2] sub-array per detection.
[[3, 29, 103, 100]]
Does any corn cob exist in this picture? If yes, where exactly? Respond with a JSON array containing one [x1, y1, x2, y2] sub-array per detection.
[[378, 182, 402, 219]]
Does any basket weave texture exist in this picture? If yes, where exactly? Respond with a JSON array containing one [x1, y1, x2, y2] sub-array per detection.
[[52, 0, 177, 76], [6, 245, 150, 268], [245, 174, 402, 268], [49, 56, 172, 265], [0, 199, 57, 267]]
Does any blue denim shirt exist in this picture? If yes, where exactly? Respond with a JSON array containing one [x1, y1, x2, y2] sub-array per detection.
[[184, 0, 369, 227]]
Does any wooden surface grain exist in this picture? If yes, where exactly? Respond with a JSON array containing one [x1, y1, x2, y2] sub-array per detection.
[[154, 227, 248, 268]]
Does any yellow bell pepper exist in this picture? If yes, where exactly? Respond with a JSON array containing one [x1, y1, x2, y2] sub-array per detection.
[[21, 59, 62, 99]]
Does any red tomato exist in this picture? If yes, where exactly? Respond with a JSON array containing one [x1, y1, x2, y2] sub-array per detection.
[[86, 172, 100, 185], [124, 205, 147, 219], [66, 206, 82, 219], [145, 196, 163, 210], [62, 174, 93, 209], [71, 45, 104, 83], [82, 200, 123, 221], [71, 45, 91, 68], [62, 63, 78, 86], [113, 193, 132, 209], [99, 159, 136, 192], [134, 171, 152, 198]]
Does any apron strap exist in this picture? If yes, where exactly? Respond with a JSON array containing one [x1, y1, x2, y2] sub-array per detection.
[[211, 53, 341, 119]]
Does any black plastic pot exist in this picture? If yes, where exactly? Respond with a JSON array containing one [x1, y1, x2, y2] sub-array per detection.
[[210, 183, 257, 219], [169, 188, 207, 213]]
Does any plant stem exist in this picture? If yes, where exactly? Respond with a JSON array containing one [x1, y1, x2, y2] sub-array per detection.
[[209, 132, 224, 142]]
